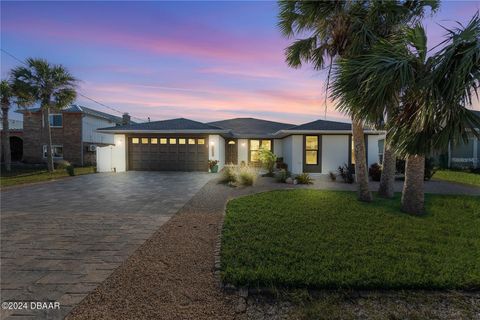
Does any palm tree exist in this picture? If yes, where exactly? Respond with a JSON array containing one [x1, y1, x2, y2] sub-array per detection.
[[1, 80, 13, 172], [277, 0, 437, 202], [331, 14, 480, 214], [11, 58, 77, 172]]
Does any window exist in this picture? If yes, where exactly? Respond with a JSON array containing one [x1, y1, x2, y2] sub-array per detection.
[[160, 138, 167, 144], [351, 136, 355, 165], [141, 138, 149, 144], [132, 138, 139, 144], [197, 138, 205, 145], [169, 138, 177, 144], [151, 138, 158, 144], [49, 114, 63, 127], [228, 140, 236, 145], [43, 145, 63, 158], [249, 139, 272, 162], [188, 138, 195, 145], [179, 138, 186, 144], [305, 136, 318, 165]]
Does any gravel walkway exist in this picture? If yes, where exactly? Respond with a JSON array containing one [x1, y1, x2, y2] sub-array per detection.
[[65, 176, 478, 320]]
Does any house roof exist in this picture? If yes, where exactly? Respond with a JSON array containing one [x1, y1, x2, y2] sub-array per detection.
[[207, 118, 294, 138], [17, 104, 124, 124], [98, 118, 228, 133], [283, 119, 352, 131]]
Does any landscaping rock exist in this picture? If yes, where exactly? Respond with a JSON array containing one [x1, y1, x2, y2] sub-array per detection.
[[236, 297, 247, 313]]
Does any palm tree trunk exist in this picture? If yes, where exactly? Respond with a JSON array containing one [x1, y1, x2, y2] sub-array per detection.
[[43, 108, 54, 172], [378, 138, 396, 198], [1, 105, 11, 172], [401, 154, 425, 215], [352, 118, 372, 202]]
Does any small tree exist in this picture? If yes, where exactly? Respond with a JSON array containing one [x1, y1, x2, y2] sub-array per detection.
[[11, 58, 77, 172], [1, 80, 13, 172], [259, 148, 277, 176]]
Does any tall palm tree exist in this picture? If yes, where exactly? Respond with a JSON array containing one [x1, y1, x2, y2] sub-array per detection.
[[11, 58, 77, 172], [1, 80, 13, 172], [277, 0, 437, 202], [331, 14, 480, 214]]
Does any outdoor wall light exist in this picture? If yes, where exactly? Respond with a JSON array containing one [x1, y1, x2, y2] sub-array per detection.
[[241, 142, 246, 147]]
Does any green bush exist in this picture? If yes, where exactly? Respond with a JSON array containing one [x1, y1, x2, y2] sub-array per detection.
[[259, 148, 277, 175], [65, 165, 75, 176], [338, 164, 354, 183], [329, 171, 337, 181], [369, 163, 382, 181], [220, 165, 237, 184], [275, 169, 290, 183], [238, 167, 256, 186], [296, 173, 313, 184]]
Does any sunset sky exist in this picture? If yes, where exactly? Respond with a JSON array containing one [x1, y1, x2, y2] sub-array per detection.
[[2, 1, 479, 124]]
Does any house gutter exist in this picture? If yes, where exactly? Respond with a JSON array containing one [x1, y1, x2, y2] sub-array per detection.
[[96, 129, 231, 134]]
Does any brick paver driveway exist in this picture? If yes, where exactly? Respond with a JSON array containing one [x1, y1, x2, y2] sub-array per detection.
[[1, 171, 213, 320]]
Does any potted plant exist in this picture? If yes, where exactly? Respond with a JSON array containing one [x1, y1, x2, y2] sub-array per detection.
[[209, 160, 219, 173]]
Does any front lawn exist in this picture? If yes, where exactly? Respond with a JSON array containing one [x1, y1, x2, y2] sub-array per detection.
[[433, 169, 480, 187], [221, 190, 480, 290], [1, 166, 96, 187]]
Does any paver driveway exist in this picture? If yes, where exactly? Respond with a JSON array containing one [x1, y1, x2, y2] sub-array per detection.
[[0, 171, 213, 320]]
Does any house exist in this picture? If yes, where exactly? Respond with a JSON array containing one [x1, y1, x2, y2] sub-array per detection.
[[95, 117, 384, 174], [18, 105, 128, 166], [0, 119, 24, 162]]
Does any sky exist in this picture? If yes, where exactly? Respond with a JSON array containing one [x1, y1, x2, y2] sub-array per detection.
[[1, 1, 479, 125]]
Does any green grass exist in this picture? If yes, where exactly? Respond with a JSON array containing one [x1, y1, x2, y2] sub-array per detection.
[[433, 169, 480, 187], [1, 166, 96, 187], [221, 190, 480, 290]]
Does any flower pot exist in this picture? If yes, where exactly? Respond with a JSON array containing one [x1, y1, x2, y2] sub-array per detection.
[[210, 165, 219, 173]]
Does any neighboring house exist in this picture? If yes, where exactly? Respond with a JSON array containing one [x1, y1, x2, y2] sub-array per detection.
[[0, 119, 24, 162], [96, 117, 384, 174], [18, 105, 128, 166], [445, 110, 480, 169]]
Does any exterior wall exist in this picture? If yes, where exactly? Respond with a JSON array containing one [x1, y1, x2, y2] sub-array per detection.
[[23, 111, 83, 165], [282, 135, 303, 174], [96, 134, 126, 172], [82, 115, 116, 144], [321, 135, 349, 174], [238, 139, 248, 165], [367, 134, 382, 167], [208, 134, 225, 170], [273, 139, 283, 158]]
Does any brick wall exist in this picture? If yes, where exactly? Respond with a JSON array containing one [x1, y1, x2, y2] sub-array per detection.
[[23, 111, 83, 166]]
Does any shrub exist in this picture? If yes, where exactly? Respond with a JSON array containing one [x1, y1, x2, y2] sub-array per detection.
[[259, 148, 277, 175], [369, 163, 382, 181], [238, 167, 256, 186], [338, 164, 354, 184], [329, 171, 337, 181], [275, 169, 290, 183], [65, 165, 75, 176], [396, 157, 437, 181], [54, 160, 71, 170], [208, 160, 219, 172], [296, 173, 313, 184], [220, 165, 237, 184]]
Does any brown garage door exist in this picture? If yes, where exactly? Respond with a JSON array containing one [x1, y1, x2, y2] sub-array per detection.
[[128, 136, 208, 171]]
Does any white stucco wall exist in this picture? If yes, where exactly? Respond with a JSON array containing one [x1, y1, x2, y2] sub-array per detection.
[[282, 135, 303, 174], [96, 134, 126, 172], [237, 139, 248, 165], [273, 139, 283, 158], [208, 134, 225, 170], [321, 135, 349, 174], [82, 115, 115, 144], [367, 134, 382, 166]]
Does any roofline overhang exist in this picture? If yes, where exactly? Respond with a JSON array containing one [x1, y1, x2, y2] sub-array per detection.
[[96, 129, 231, 134], [273, 129, 385, 137]]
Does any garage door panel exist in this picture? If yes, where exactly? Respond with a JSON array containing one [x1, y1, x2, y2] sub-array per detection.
[[128, 136, 208, 171]]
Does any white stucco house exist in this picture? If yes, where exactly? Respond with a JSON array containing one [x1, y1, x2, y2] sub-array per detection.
[[95, 117, 385, 174]]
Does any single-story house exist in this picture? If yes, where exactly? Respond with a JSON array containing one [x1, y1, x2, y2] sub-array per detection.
[[95, 117, 384, 174]]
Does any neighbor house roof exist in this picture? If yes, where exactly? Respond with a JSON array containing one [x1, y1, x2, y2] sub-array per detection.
[[97, 118, 229, 133], [208, 118, 294, 138], [17, 104, 124, 124], [285, 119, 352, 131]]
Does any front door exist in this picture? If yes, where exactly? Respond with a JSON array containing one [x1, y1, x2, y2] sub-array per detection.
[[225, 139, 238, 164]]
